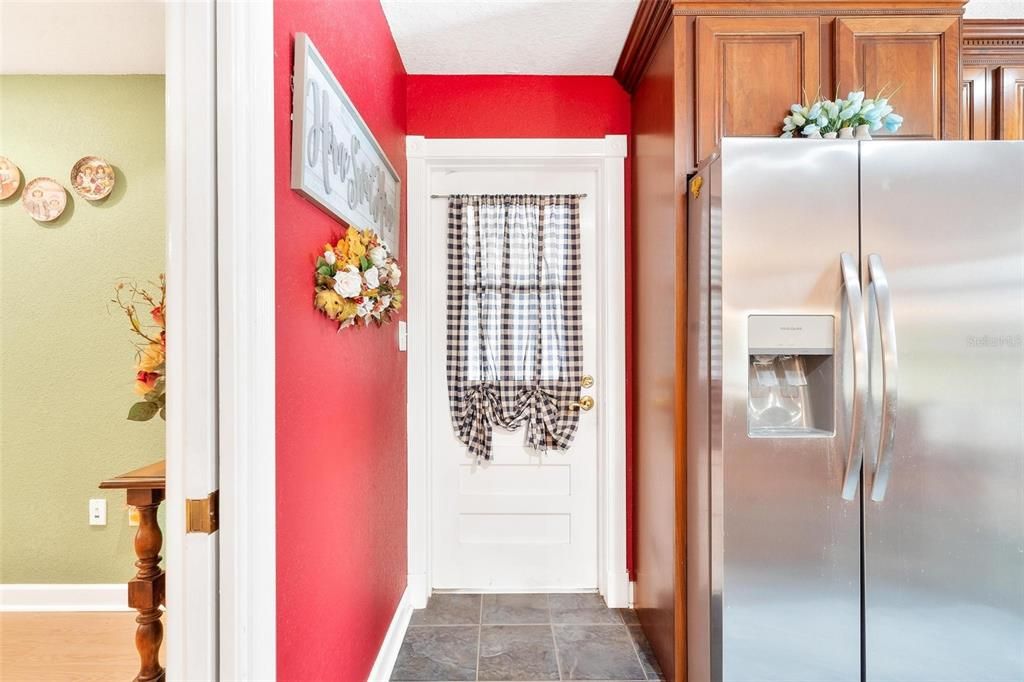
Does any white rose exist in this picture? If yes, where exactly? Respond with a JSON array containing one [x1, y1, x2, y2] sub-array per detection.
[[388, 262, 402, 286], [333, 266, 362, 298], [357, 299, 373, 318], [379, 295, 392, 310], [368, 246, 387, 268], [363, 266, 380, 290], [323, 250, 336, 266]]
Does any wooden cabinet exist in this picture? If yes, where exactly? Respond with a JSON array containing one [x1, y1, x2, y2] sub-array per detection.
[[672, 8, 965, 171], [834, 17, 960, 140], [997, 67, 1024, 139], [694, 17, 820, 162], [961, 20, 1024, 140], [962, 66, 989, 140]]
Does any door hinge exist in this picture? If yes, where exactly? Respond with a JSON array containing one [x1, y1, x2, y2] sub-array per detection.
[[185, 490, 219, 534]]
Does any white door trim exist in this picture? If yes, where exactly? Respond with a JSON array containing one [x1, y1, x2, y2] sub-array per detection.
[[166, 1, 276, 679], [214, 1, 276, 680], [405, 135, 629, 608], [165, 2, 219, 678]]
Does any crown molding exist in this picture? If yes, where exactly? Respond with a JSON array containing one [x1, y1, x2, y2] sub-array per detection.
[[963, 19, 1024, 64], [613, 0, 673, 93]]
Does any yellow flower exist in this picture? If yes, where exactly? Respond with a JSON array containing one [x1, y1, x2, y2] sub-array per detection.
[[338, 300, 358, 321], [346, 227, 366, 260], [314, 289, 345, 319], [360, 228, 374, 246], [137, 342, 165, 372]]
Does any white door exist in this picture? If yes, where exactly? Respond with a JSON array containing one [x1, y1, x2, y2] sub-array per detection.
[[427, 166, 600, 591]]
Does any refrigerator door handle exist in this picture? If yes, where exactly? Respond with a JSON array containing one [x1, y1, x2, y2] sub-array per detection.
[[868, 254, 899, 502], [840, 252, 869, 501]]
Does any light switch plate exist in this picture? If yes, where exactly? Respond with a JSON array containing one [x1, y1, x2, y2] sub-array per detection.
[[398, 320, 408, 352], [89, 498, 107, 526]]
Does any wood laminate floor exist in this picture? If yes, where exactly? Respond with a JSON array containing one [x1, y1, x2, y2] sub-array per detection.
[[0, 611, 162, 681]]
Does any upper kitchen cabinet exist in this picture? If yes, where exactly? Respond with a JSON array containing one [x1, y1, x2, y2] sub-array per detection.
[[962, 20, 1024, 140], [834, 17, 960, 140], [997, 67, 1024, 139], [694, 16, 820, 163], [663, 2, 967, 171]]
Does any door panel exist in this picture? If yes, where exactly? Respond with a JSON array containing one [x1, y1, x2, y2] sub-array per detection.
[[962, 66, 989, 140], [718, 139, 861, 681], [835, 17, 960, 140], [428, 167, 599, 591], [696, 17, 820, 163], [860, 141, 1024, 682], [997, 66, 1024, 139]]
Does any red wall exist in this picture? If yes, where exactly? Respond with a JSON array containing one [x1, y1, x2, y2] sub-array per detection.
[[274, 1, 408, 679], [407, 75, 635, 575]]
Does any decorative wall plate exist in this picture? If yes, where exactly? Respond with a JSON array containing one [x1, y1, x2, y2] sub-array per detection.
[[0, 156, 20, 200], [70, 155, 115, 200], [22, 177, 68, 222]]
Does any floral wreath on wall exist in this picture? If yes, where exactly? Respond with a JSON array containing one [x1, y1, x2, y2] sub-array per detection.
[[313, 226, 403, 330]]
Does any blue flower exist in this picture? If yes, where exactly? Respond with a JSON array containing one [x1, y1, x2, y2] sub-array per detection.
[[780, 131, 794, 138], [808, 102, 823, 120], [847, 91, 866, 106]]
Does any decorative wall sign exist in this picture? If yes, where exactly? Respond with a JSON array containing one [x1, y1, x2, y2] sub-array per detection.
[[71, 156, 115, 200], [290, 33, 401, 256], [22, 177, 67, 221], [0, 156, 20, 200]]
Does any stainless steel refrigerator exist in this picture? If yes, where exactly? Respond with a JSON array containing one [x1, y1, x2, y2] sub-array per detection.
[[686, 138, 1024, 682]]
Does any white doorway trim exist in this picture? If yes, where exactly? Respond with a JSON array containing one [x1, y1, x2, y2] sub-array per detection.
[[405, 135, 629, 609], [165, 1, 275, 679], [214, 0, 276, 679]]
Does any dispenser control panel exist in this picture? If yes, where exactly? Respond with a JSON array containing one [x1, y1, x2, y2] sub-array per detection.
[[748, 315, 834, 355]]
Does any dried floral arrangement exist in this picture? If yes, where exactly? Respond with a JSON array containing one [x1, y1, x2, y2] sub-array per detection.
[[112, 275, 166, 421], [313, 226, 403, 330]]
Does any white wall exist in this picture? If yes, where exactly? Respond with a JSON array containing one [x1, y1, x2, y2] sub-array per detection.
[[0, 1, 164, 75]]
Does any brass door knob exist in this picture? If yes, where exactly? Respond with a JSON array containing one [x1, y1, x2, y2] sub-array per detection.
[[581, 375, 595, 389], [569, 396, 595, 412]]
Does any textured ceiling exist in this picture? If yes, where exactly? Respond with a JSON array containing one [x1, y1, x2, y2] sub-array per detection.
[[381, 0, 641, 75], [0, 0, 164, 75], [964, 0, 1024, 17]]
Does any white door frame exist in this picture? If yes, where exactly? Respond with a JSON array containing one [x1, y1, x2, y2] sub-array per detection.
[[165, 1, 276, 679], [405, 135, 629, 608]]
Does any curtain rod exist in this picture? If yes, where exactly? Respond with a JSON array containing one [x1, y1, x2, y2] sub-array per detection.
[[430, 193, 588, 199]]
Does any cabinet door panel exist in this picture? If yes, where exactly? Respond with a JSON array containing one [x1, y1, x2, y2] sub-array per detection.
[[962, 66, 989, 140], [835, 17, 960, 140], [997, 66, 1024, 139], [696, 17, 820, 164]]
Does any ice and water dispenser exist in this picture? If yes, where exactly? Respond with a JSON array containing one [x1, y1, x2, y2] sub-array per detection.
[[747, 315, 835, 437]]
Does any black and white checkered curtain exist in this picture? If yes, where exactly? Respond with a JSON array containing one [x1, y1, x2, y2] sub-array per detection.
[[446, 194, 583, 461]]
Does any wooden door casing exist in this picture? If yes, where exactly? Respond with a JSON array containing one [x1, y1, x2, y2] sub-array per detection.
[[962, 66, 989, 140], [997, 66, 1024, 139], [695, 16, 820, 164], [835, 16, 960, 140]]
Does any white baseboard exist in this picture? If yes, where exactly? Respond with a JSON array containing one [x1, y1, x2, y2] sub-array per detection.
[[604, 570, 632, 609], [0, 584, 130, 612], [407, 572, 429, 609], [367, 586, 413, 682]]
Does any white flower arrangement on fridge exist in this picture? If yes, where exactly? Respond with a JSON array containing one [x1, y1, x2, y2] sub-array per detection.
[[781, 89, 904, 139]]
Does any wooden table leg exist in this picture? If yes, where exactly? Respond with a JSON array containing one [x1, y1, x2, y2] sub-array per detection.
[[127, 488, 165, 682]]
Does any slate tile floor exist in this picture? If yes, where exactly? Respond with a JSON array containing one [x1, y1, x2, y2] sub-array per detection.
[[391, 593, 665, 681]]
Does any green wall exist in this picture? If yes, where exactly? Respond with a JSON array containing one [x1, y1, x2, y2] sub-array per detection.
[[1, 76, 165, 584]]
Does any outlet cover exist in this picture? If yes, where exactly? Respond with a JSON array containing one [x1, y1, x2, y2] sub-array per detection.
[[398, 320, 408, 352], [89, 498, 107, 526]]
